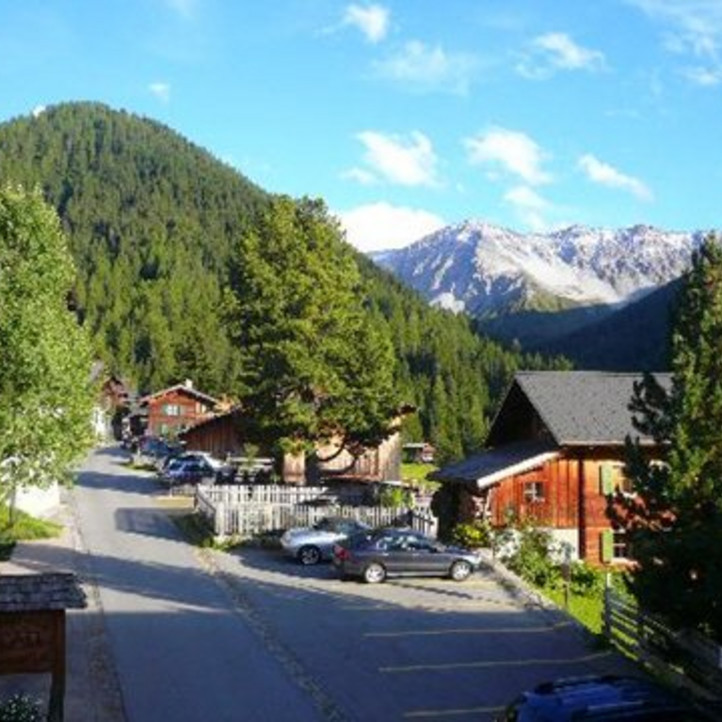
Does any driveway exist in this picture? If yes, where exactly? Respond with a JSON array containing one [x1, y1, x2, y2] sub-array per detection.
[[209, 542, 635, 720]]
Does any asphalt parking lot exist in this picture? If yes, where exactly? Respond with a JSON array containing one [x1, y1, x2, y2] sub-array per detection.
[[208, 546, 636, 721]]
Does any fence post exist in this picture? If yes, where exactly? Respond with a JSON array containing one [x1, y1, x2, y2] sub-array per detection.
[[214, 501, 225, 538], [603, 571, 612, 640]]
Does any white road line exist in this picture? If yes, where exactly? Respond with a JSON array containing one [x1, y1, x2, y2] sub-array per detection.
[[380, 651, 611, 673]]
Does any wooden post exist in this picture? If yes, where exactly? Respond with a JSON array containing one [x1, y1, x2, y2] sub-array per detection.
[[603, 571, 612, 640]]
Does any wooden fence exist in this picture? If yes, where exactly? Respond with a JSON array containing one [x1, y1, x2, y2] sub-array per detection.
[[603, 585, 722, 698], [194, 484, 436, 540]]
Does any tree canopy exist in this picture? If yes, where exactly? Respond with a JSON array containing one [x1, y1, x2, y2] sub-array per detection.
[[617, 234, 722, 642], [0, 185, 96, 506], [226, 197, 397, 453]]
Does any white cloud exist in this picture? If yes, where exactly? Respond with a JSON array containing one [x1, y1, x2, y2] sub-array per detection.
[[517, 32, 605, 78], [341, 167, 377, 185], [464, 127, 551, 185], [343, 4, 389, 43], [503, 185, 553, 232], [373, 40, 477, 95], [630, 0, 722, 56], [354, 130, 439, 187], [578, 154, 653, 201], [148, 82, 171, 102], [628, 0, 722, 84], [683, 65, 722, 86], [32, 105, 46, 118], [336, 202, 445, 252]]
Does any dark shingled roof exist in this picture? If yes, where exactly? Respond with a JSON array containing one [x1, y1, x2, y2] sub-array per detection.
[[432, 439, 560, 486], [513, 371, 672, 446], [0, 573, 86, 612]]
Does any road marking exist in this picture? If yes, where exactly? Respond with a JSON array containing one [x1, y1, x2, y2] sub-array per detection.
[[403, 704, 504, 718], [380, 651, 610, 673], [339, 598, 518, 611], [365, 622, 572, 638]]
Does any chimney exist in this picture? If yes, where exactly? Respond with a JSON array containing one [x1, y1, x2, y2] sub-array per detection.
[[184, 379, 193, 389]]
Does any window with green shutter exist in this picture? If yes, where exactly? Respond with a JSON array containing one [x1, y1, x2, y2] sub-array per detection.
[[600, 529, 614, 563], [599, 463, 615, 495]]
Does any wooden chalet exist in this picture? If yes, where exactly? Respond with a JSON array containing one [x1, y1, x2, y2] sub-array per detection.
[[181, 408, 403, 485], [140, 380, 219, 438], [434, 371, 670, 566]]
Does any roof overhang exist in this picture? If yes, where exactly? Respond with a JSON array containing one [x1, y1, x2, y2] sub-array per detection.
[[432, 440, 561, 491]]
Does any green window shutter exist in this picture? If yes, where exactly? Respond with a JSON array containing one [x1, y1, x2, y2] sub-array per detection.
[[600, 529, 614, 563], [599, 463, 614, 495]]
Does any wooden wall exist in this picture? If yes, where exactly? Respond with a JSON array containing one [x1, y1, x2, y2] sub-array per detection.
[[488, 458, 580, 529], [480, 450, 639, 566], [147, 390, 215, 437]]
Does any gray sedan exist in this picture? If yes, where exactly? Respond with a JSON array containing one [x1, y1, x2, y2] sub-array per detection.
[[280, 517, 371, 565], [332, 528, 481, 583]]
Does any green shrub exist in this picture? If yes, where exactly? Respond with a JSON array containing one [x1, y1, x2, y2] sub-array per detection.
[[451, 520, 493, 548], [503, 525, 561, 588], [0, 694, 42, 722], [378, 486, 414, 508], [569, 561, 605, 597]]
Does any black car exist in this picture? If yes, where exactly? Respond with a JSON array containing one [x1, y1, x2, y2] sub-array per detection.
[[498, 675, 715, 721], [332, 528, 481, 583]]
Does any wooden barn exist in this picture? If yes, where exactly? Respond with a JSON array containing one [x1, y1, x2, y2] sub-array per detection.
[[434, 371, 670, 566], [181, 407, 403, 485], [140, 380, 219, 438]]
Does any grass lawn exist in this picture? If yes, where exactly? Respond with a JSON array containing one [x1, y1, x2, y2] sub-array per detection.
[[542, 585, 605, 635], [401, 462, 439, 489], [0, 505, 63, 561]]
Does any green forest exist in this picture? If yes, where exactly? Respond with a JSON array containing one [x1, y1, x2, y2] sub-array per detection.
[[0, 102, 568, 461]]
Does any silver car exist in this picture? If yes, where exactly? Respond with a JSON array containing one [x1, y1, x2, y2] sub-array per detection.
[[280, 517, 371, 565]]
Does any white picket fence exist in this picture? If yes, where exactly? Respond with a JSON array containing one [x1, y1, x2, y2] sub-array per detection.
[[194, 484, 436, 540]]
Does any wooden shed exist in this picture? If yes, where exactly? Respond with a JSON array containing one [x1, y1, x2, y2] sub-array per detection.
[[434, 371, 670, 566]]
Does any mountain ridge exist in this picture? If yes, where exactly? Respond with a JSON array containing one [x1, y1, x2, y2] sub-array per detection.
[[372, 220, 707, 317]]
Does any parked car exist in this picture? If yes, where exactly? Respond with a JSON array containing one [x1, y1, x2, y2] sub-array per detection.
[[160, 452, 236, 484], [280, 517, 371, 566], [332, 528, 481, 583], [162, 457, 217, 486], [496, 675, 715, 721]]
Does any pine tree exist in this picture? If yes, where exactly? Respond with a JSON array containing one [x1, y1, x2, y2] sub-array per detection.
[[226, 196, 398, 455], [618, 234, 722, 642]]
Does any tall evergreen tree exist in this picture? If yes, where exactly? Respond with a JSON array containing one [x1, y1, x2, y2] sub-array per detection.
[[617, 234, 722, 642], [0, 186, 96, 514], [225, 196, 397, 454]]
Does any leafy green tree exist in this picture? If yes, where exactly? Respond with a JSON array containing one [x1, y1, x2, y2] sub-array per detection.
[[226, 196, 398, 456], [0, 186, 96, 517], [617, 234, 722, 642]]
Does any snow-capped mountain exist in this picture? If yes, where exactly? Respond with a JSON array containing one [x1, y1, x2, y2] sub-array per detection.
[[372, 221, 707, 318]]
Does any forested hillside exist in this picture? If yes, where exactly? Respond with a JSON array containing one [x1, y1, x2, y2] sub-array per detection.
[[0, 102, 566, 460]]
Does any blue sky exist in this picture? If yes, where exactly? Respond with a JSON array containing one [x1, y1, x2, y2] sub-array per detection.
[[2, 1, 721, 251]]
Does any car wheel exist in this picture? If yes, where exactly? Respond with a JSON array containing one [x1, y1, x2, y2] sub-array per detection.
[[298, 545, 322, 566], [449, 560, 472, 582], [363, 562, 386, 584]]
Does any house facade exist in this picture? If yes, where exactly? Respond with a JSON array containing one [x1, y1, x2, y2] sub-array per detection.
[[140, 380, 219, 438], [434, 371, 669, 566]]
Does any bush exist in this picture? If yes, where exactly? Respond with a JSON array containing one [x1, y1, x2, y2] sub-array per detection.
[[568, 561, 605, 597], [378, 486, 413, 508], [451, 520, 493, 548], [0, 694, 42, 722], [502, 525, 561, 588]]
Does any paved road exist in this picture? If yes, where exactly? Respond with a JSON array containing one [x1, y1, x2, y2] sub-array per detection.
[[75, 447, 320, 722], [70, 447, 634, 721]]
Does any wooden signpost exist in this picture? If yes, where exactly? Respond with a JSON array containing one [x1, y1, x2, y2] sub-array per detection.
[[0, 573, 86, 722]]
